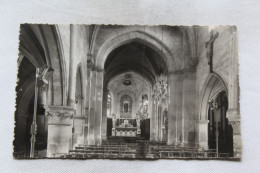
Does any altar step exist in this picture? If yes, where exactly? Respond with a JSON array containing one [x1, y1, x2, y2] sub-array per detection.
[[107, 136, 138, 143]]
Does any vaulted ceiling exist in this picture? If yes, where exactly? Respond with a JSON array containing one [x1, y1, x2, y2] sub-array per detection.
[[104, 41, 168, 86], [107, 71, 151, 96]]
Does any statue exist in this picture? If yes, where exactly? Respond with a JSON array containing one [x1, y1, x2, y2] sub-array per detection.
[[152, 74, 169, 104], [136, 115, 141, 130], [112, 114, 116, 128], [208, 99, 219, 110], [205, 30, 219, 73], [123, 103, 128, 113], [163, 109, 168, 126], [136, 115, 141, 136]]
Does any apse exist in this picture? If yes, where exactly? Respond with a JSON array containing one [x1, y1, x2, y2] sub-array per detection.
[[103, 41, 168, 142]]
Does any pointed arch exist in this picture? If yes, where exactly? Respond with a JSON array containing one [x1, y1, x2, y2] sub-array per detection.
[[95, 31, 174, 72], [199, 73, 228, 121]]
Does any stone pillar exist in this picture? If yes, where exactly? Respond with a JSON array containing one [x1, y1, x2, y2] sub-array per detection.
[[94, 70, 104, 144], [72, 116, 86, 148], [157, 105, 162, 141], [45, 105, 75, 157], [87, 69, 96, 145], [167, 72, 179, 145], [150, 101, 158, 141], [167, 72, 183, 145], [101, 89, 108, 141], [175, 73, 184, 146], [227, 27, 241, 158], [198, 120, 209, 149], [182, 71, 196, 147], [84, 56, 93, 145], [67, 24, 77, 106]]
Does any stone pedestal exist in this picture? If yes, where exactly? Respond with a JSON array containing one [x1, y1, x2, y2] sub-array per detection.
[[72, 116, 86, 148], [150, 101, 158, 141], [137, 129, 141, 135], [198, 120, 209, 150], [45, 105, 75, 158], [227, 109, 242, 158], [112, 128, 115, 136]]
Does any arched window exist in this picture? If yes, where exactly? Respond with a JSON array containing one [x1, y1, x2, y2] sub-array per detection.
[[120, 95, 132, 118], [107, 93, 111, 117]]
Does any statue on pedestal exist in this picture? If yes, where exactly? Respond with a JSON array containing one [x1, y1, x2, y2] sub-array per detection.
[[112, 113, 116, 128], [136, 116, 141, 130], [152, 74, 169, 104]]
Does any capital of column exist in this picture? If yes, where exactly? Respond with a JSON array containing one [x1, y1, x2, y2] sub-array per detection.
[[189, 58, 199, 69], [226, 108, 240, 121], [87, 54, 94, 69], [87, 61, 94, 70], [226, 108, 241, 135], [44, 105, 75, 120]]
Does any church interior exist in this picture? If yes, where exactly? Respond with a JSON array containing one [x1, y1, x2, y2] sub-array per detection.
[[13, 24, 241, 159]]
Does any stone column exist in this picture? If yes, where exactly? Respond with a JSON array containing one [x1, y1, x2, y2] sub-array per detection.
[[182, 71, 196, 147], [167, 72, 179, 145], [67, 24, 77, 106], [150, 101, 157, 141], [227, 26, 241, 158], [87, 69, 96, 145], [45, 105, 75, 157], [157, 105, 162, 141], [101, 89, 108, 141], [175, 73, 184, 146], [84, 56, 93, 145], [167, 72, 183, 145], [94, 70, 104, 144]]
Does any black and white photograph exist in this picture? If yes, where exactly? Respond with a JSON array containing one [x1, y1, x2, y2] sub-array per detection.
[[13, 24, 241, 160]]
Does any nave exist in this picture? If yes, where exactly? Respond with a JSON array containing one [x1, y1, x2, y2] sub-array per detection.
[[14, 24, 241, 159]]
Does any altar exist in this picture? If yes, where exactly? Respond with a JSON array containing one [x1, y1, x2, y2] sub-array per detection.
[[112, 118, 140, 137]]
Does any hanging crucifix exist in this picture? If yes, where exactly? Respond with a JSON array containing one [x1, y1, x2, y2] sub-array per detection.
[[205, 30, 219, 73]]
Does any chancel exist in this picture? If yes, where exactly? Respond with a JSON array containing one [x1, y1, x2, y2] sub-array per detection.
[[13, 24, 241, 159]]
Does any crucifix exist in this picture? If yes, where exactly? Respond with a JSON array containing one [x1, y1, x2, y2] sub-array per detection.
[[205, 30, 219, 73]]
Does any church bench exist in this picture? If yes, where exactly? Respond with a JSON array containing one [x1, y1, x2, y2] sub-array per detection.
[[158, 150, 182, 158], [151, 146, 201, 158], [118, 153, 136, 158]]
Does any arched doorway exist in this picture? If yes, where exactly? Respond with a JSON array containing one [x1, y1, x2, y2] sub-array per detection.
[[208, 91, 233, 156], [199, 73, 233, 156]]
